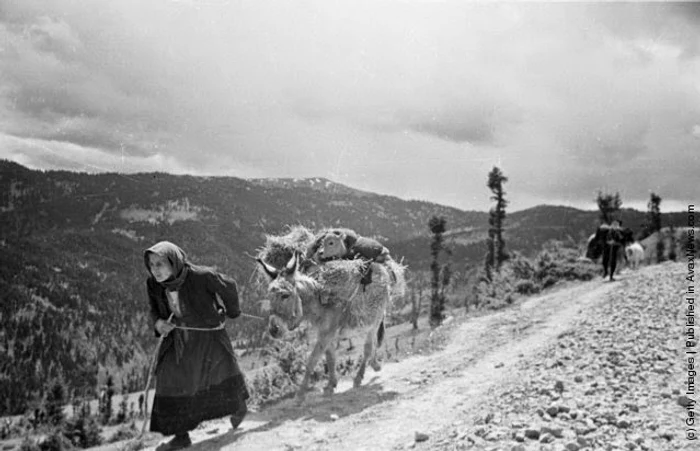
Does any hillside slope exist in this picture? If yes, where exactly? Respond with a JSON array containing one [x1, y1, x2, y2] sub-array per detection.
[[0, 159, 692, 417], [0, 161, 483, 416], [109, 262, 691, 451]]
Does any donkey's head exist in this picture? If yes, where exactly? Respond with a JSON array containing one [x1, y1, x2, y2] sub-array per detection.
[[257, 252, 306, 338]]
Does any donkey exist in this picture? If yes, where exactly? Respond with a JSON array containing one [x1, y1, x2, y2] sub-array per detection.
[[257, 252, 391, 402], [625, 241, 645, 269]]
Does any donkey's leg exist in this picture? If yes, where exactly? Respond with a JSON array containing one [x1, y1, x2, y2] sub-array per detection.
[[353, 357, 367, 388], [370, 320, 384, 372], [297, 338, 329, 402], [323, 346, 338, 396], [354, 326, 377, 387], [370, 353, 381, 372]]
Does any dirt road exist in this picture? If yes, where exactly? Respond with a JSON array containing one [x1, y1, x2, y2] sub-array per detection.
[[129, 263, 691, 451]]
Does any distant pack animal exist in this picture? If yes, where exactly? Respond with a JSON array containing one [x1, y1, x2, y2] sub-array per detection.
[[624, 242, 645, 269], [258, 252, 395, 402], [587, 222, 635, 281]]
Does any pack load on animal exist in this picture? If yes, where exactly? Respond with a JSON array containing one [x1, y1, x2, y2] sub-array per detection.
[[254, 225, 403, 295], [253, 225, 407, 401], [306, 228, 394, 286]]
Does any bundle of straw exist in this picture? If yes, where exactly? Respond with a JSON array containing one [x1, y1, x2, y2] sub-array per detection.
[[255, 225, 315, 269]]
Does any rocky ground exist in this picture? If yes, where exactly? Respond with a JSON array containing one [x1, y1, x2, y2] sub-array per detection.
[[411, 262, 695, 451], [50, 261, 695, 451]]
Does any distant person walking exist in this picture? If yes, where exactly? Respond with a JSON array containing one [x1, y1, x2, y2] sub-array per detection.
[[144, 241, 249, 451], [595, 220, 625, 281]]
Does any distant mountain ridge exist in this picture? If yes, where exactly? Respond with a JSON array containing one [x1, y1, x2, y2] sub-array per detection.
[[0, 160, 691, 416], [248, 177, 376, 198]]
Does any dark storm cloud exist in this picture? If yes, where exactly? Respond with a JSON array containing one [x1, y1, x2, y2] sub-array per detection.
[[0, 3, 180, 159]]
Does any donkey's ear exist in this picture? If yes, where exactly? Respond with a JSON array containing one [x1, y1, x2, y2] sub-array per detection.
[[285, 252, 299, 273], [258, 258, 279, 279]]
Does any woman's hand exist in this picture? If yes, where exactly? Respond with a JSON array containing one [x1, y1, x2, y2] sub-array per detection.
[[155, 318, 175, 336]]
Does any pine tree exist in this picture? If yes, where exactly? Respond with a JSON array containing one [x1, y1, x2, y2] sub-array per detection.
[[429, 216, 448, 327], [645, 192, 662, 237], [440, 264, 452, 301], [484, 220, 495, 282], [410, 275, 425, 331], [596, 191, 622, 224], [486, 166, 508, 272], [44, 378, 67, 427], [100, 375, 115, 425]]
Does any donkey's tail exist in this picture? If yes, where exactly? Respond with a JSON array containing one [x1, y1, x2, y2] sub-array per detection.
[[377, 318, 385, 348]]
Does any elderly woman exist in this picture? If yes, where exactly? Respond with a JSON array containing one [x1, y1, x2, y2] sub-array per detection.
[[144, 241, 249, 451]]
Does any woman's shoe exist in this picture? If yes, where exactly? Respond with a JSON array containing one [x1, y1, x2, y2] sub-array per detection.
[[230, 405, 248, 430], [156, 433, 191, 451]]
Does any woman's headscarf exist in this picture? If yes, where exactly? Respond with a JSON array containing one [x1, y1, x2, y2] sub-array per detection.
[[144, 241, 190, 291]]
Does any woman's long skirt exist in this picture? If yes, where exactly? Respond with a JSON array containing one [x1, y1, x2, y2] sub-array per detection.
[[150, 329, 249, 435]]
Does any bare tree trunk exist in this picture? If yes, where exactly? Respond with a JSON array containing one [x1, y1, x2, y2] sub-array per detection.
[[412, 286, 423, 330], [411, 289, 418, 330]]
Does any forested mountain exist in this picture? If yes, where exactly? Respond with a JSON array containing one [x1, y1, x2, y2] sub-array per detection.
[[0, 161, 482, 416], [0, 160, 690, 416]]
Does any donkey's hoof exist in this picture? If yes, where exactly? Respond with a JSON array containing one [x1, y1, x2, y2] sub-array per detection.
[[353, 379, 363, 388], [370, 361, 382, 372], [323, 386, 336, 397]]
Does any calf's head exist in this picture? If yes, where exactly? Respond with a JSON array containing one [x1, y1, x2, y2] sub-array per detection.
[[317, 231, 348, 261]]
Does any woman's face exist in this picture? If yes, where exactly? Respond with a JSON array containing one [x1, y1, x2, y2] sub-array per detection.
[[148, 253, 174, 282]]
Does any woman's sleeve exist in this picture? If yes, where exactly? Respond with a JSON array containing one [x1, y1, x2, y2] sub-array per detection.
[[208, 271, 241, 319]]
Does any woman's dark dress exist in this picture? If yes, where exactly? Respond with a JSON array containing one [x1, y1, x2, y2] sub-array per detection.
[[147, 268, 249, 435]]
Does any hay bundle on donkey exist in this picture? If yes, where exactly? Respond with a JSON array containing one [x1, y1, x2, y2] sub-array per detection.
[[255, 227, 406, 402], [255, 225, 316, 270]]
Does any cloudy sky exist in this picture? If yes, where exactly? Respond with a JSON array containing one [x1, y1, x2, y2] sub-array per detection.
[[1, 0, 698, 212]]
